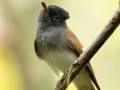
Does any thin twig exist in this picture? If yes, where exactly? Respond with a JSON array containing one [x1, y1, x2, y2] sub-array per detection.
[[55, 5, 120, 90]]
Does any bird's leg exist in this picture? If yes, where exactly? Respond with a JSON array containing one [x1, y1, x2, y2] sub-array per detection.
[[67, 61, 80, 86], [55, 70, 68, 90]]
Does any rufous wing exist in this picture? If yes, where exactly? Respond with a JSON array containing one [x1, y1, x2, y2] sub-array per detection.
[[61, 28, 100, 90]]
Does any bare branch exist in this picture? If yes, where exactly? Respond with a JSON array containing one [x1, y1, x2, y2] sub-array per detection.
[[55, 5, 120, 90]]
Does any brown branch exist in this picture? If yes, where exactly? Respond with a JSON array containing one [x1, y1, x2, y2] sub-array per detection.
[[55, 5, 120, 90]]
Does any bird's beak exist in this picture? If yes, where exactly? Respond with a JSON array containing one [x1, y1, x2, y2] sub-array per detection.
[[41, 2, 49, 13]]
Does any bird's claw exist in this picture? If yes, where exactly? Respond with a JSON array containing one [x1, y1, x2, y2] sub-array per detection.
[[67, 63, 75, 85], [55, 71, 68, 90]]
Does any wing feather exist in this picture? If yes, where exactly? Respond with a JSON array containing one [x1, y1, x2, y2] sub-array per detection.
[[61, 29, 83, 55], [34, 39, 43, 60], [61, 29, 100, 90]]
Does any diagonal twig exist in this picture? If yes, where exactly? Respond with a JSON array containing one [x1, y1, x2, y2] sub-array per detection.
[[55, 4, 120, 90]]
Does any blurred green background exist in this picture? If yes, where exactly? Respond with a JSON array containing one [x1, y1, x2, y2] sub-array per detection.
[[0, 0, 120, 90]]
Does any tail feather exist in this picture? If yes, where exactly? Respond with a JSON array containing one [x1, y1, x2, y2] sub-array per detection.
[[72, 68, 95, 90]]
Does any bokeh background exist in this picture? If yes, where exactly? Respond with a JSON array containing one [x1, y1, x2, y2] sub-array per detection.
[[0, 0, 120, 90]]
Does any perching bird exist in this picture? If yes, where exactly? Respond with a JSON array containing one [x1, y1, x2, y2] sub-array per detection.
[[34, 2, 100, 90]]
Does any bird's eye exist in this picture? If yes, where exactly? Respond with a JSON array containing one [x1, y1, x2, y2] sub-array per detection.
[[53, 15, 59, 21]]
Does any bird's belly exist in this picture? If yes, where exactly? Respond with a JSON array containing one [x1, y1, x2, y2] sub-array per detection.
[[43, 49, 78, 75], [43, 49, 93, 90]]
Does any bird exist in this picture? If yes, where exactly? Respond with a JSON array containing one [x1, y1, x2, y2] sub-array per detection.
[[34, 2, 100, 90]]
